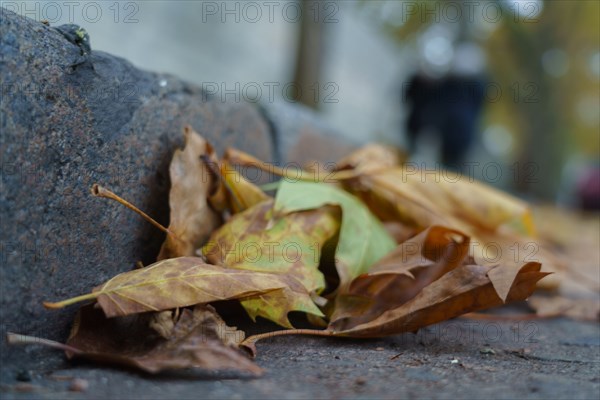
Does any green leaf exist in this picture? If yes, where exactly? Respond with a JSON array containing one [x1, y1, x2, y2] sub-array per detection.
[[240, 287, 324, 328], [274, 181, 396, 286]]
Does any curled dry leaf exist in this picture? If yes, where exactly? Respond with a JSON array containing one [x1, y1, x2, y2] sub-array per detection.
[[240, 228, 549, 348], [329, 262, 549, 337], [273, 180, 396, 287], [203, 199, 339, 327], [157, 125, 222, 260], [332, 144, 535, 241], [149, 310, 178, 339], [330, 145, 551, 302], [44, 257, 309, 318], [330, 226, 470, 326], [64, 304, 261, 375]]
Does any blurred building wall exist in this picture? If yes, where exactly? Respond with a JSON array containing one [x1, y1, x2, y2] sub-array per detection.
[[3, 1, 406, 146]]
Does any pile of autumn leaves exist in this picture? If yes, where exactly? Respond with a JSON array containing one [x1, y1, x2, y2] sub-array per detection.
[[10, 126, 551, 376]]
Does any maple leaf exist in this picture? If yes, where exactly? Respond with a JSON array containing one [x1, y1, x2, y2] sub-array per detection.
[[323, 145, 553, 303], [240, 228, 548, 352], [330, 144, 535, 235], [469, 228, 564, 301], [329, 261, 549, 337], [273, 180, 397, 287], [44, 257, 311, 317], [325, 223, 550, 336], [202, 199, 339, 327], [329, 226, 470, 327]]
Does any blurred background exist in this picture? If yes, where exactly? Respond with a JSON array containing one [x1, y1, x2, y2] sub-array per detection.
[[6, 0, 600, 207]]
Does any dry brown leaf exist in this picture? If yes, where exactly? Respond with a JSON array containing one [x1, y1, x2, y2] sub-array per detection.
[[330, 262, 549, 337], [63, 304, 261, 375], [44, 257, 309, 318], [149, 310, 177, 339], [332, 144, 534, 237], [240, 261, 548, 352], [157, 125, 222, 260], [330, 226, 470, 326], [329, 145, 554, 304], [340, 167, 533, 237]]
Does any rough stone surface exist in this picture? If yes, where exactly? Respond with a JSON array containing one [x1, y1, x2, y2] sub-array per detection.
[[0, 9, 275, 366], [0, 9, 358, 373]]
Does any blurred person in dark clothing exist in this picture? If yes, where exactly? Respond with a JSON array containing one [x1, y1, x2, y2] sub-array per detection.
[[403, 39, 487, 170], [404, 73, 486, 168]]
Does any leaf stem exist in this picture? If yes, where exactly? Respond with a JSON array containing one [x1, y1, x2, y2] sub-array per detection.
[[91, 184, 173, 237], [225, 148, 359, 182], [462, 312, 551, 321], [6, 332, 82, 354], [242, 328, 335, 346], [43, 292, 99, 309]]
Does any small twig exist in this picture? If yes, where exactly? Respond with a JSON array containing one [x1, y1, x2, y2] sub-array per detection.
[[225, 148, 360, 182], [241, 328, 335, 347]]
